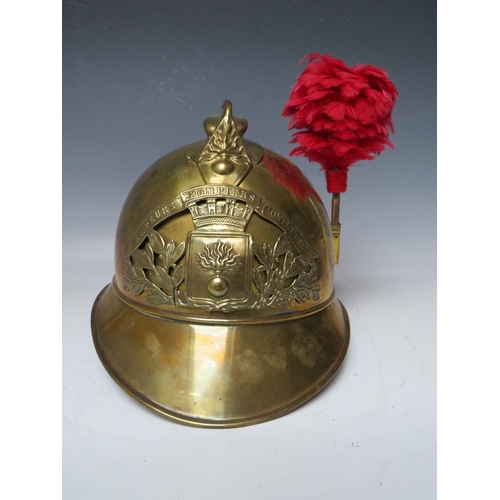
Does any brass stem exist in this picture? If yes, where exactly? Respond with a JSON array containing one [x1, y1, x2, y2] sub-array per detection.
[[331, 193, 340, 226]]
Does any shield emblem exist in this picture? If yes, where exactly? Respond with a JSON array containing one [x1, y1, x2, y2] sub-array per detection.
[[185, 231, 253, 310]]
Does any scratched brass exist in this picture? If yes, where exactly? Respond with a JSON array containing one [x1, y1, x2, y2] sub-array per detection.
[[91, 101, 350, 427]]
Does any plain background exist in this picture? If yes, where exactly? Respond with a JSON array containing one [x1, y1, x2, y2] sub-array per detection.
[[2, 1, 496, 498], [0, 0, 494, 499], [61, 1, 437, 499]]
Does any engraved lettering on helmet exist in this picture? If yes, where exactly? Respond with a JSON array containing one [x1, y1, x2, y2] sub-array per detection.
[[122, 186, 320, 312]]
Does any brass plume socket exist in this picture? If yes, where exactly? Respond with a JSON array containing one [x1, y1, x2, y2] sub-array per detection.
[[331, 223, 341, 265]]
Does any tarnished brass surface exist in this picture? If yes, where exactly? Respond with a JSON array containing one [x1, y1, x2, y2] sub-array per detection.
[[91, 101, 350, 427], [92, 284, 349, 428]]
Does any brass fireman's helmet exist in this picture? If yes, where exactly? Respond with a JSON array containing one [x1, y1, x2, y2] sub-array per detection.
[[91, 101, 350, 428]]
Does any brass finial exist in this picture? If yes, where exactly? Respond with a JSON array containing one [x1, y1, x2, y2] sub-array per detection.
[[203, 100, 248, 137], [197, 101, 253, 185]]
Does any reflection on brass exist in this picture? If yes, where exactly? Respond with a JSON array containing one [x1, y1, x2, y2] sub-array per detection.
[[123, 178, 320, 313], [92, 101, 350, 428]]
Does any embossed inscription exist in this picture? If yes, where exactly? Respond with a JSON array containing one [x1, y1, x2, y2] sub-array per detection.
[[124, 187, 321, 312], [181, 185, 260, 205]]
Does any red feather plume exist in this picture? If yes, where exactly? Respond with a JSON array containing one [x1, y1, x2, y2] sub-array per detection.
[[283, 54, 398, 193]]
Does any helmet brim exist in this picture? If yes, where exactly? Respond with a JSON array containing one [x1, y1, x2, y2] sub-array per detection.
[[91, 283, 350, 428]]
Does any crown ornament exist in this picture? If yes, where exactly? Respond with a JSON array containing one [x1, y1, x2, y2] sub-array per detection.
[[186, 197, 254, 231]]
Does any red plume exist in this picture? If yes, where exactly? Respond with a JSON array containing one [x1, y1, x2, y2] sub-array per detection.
[[282, 54, 398, 193]]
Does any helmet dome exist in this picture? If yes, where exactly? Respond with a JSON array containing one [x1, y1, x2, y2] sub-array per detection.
[[91, 101, 349, 428]]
